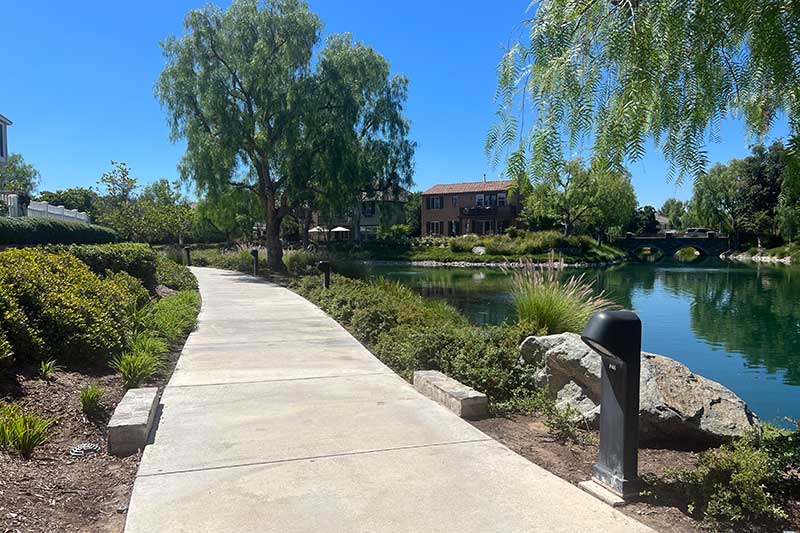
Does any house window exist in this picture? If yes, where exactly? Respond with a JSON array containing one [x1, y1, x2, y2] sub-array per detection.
[[425, 196, 443, 210], [484, 194, 498, 206], [361, 201, 376, 217], [427, 221, 442, 235], [451, 195, 458, 207], [498, 193, 506, 206], [447, 220, 461, 236]]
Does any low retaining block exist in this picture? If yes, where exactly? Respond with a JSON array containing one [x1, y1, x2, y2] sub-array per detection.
[[413, 370, 488, 419], [107, 387, 159, 456]]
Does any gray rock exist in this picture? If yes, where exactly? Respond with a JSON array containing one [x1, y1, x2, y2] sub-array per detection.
[[155, 284, 178, 298], [520, 332, 758, 447]]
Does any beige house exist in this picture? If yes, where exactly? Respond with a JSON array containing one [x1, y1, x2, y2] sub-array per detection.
[[421, 180, 518, 236], [312, 189, 409, 241]]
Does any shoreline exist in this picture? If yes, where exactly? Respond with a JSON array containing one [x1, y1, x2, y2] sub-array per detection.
[[367, 257, 628, 269], [722, 252, 793, 265]]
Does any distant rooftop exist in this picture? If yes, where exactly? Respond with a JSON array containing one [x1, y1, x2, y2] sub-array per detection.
[[422, 180, 513, 195]]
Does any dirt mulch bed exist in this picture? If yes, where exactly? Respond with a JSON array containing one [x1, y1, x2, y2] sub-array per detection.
[[0, 342, 187, 532], [473, 414, 800, 533]]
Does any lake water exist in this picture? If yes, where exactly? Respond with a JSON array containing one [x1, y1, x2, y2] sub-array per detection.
[[366, 259, 800, 425]]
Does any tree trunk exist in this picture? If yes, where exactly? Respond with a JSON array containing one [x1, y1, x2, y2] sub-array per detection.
[[264, 213, 285, 272], [262, 194, 286, 273], [302, 207, 312, 249]]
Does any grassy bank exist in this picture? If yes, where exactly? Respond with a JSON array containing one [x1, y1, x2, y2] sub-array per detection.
[[325, 230, 626, 264]]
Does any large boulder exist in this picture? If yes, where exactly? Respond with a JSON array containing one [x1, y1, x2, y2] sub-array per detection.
[[519, 333, 758, 448]]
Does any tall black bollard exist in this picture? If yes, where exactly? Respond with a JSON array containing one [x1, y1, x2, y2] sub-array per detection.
[[580, 310, 642, 500], [251, 248, 259, 276], [184, 246, 191, 266], [318, 261, 330, 289]]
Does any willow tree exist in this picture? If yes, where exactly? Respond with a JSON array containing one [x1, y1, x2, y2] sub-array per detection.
[[157, 0, 414, 270], [487, 1, 800, 183]]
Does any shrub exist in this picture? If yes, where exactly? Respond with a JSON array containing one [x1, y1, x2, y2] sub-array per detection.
[[110, 351, 161, 389], [110, 331, 170, 389], [0, 285, 42, 365], [142, 291, 200, 345], [155, 255, 198, 291], [510, 257, 618, 334], [191, 248, 267, 273], [283, 249, 317, 276], [0, 217, 117, 245], [668, 426, 800, 525], [377, 224, 411, 241], [79, 383, 105, 415], [39, 359, 61, 380], [105, 270, 151, 310], [59, 243, 158, 290], [0, 403, 53, 457], [0, 327, 13, 367], [109, 292, 199, 388], [0, 249, 133, 365]]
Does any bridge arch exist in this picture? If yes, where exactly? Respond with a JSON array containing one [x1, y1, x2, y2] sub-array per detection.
[[618, 234, 729, 260]]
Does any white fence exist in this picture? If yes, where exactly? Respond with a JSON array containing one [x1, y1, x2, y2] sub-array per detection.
[[1, 193, 91, 224]]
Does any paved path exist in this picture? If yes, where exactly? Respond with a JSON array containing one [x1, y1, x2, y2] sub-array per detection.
[[125, 267, 653, 532]]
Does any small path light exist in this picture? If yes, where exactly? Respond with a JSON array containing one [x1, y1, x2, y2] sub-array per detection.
[[579, 310, 642, 503], [318, 261, 330, 289], [184, 246, 191, 267], [250, 248, 259, 277]]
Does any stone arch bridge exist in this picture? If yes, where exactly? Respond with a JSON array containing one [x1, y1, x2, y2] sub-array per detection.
[[616, 233, 731, 258]]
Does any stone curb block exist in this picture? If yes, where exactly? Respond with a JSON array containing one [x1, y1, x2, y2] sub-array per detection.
[[413, 370, 488, 419], [108, 387, 159, 456]]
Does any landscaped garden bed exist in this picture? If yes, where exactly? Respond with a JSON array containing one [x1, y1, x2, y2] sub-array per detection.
[[0, 244, 200, 532]]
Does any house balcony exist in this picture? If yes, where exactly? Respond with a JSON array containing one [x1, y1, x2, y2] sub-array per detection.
[[460, 205, 517, 218]]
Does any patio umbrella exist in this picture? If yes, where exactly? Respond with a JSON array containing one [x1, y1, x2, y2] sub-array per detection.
[[331, 226, 350, 233]]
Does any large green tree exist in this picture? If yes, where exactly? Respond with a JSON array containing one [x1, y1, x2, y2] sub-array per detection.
[[157, 0, 414, 271], [36, 187, 99, 219], [523, 158, 634, 236], [488, 1, 800, 183], [659, 198, 688, 230], [692, 161, 745, 243], [0, 153, 41, 193], [777, 159, 800, 241], [692, 142, 789, 246]]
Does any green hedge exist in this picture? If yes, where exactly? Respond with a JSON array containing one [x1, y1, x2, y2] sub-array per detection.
[[55, 243, 158, 290], [0, 248, 136, 366], [0, 217, 117, 245], [155, 255, 198, 291]]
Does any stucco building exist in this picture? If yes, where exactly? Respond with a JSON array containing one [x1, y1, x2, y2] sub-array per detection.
[[420, 180, 518, 236]]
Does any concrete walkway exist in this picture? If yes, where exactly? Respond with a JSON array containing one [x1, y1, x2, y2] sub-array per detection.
[[125, 267, 653, 532]]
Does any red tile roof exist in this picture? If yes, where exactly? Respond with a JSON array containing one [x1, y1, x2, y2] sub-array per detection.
[[422, 180, 514, 195]]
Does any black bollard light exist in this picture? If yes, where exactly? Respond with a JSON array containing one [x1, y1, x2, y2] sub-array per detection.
[[580, 310, 642, 500], [184, 246, 191, 266], [250, 248, 259, 276], [318, 261, 330, 289]]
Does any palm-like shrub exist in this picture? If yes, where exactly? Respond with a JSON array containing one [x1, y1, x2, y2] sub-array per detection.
[[79, 383, 105, 415], [510, 256, 618, 334], [0, 403, 53, 457]]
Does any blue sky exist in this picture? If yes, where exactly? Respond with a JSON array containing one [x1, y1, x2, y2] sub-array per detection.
[[2, 0, 789, 207]]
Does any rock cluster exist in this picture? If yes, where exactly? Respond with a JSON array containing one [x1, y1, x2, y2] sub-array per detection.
[[519, 333, 758, 448]]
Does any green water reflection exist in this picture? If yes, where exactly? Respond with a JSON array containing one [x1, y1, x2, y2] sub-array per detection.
[[366, 259, 800, 424]]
